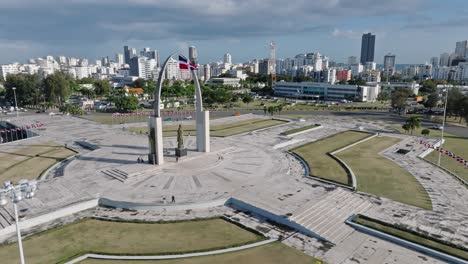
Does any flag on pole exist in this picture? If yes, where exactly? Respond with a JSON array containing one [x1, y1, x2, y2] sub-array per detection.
[[179, 55, 198, 70]]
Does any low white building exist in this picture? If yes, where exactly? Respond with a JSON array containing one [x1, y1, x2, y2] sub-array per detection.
[[206, 78, 241, 88], [274, 81, 379, 102], [0, 64, 19, 80]]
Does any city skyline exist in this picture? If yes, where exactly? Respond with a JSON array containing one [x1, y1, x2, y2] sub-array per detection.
[[0, 0, 467, 64]]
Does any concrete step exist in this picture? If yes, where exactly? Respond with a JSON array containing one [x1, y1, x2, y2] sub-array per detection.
[[101, 170, 126, 182], [301, 193, 360, 230], [299, 191, 355, 228], [291, 189, 348, 222]]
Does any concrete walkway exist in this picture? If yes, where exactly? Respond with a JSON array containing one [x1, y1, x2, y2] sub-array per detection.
[[65, 238, 277, 264]]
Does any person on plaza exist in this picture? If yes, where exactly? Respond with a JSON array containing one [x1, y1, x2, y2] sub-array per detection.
[[171, 195, 175, 203]]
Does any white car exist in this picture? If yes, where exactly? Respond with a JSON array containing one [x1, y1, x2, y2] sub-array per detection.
[[431, 125, 443, 130], [184, 116, 192, 120]]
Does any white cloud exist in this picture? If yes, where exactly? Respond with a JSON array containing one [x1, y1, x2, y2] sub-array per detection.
[[331, 28, 361, 39]]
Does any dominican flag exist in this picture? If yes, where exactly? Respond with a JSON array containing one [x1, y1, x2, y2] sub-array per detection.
[[179, 55, 198, 70]]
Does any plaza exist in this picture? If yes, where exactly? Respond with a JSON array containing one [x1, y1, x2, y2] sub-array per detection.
[[0, 111, 466, 263]]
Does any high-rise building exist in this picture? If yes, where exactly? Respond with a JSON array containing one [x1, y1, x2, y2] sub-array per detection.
[[455, 40, 468, 58], [348, 56, 358, 65], [383, 53, 396, 76], [189, 46, 197, 64], [430, 57, 439, 68], [101, 57, 109, 67], [224, 53, 232, 64], [116, 53, 124, 67], [360, 33, 376, 64], [129, 56, 147, 78], [130, 48, 137, 58], [166, 57, 179, 80], [124, 46, 131, 64], [440, 53, 450, 67], [336, 70, 352, 82]]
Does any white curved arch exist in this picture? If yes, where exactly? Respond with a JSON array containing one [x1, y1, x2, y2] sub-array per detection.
[[153, 54, 203, 117]]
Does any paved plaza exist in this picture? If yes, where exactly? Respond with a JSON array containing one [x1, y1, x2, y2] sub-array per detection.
[[0, 113, 467, 263]]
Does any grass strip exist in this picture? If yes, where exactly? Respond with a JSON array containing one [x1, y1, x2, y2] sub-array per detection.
[[281, 124, 320, 136], [353, 215, 468, 260]]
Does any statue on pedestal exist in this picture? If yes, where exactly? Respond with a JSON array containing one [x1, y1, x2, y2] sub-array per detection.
[[175, 124, 187, 157]]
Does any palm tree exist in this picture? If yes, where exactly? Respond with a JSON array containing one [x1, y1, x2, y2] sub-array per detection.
[[405, 116, 421, 134], [402, 123, 410, 134], [276, 104, 283, 116]]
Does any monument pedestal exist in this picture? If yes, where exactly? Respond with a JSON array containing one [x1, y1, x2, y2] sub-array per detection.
[[148, 116, 164, 165], [196, 110, 210, 153], [175, 148, 187, 157]]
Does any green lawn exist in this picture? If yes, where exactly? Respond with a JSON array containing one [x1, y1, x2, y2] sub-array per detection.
[[425, 136, 468, 183], [0, 218, 264, 264], [128, 119, 286, 137], [336, 137, 432, 210], [291, 131, 372, 185], [354, 215, 467, 260], [80, 242, 322, 264], [281, 124, 320, 136], [0, 143, 76, 183]]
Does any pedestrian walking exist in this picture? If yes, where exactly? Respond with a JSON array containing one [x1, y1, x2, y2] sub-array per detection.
[[176, 157, 179, 163], [171, 195, 175, 203]]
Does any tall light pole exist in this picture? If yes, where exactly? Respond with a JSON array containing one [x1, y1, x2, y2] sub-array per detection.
[[437, 84, 450, 166], [0, 180, 38, 264], [12, 87, 19, 118]]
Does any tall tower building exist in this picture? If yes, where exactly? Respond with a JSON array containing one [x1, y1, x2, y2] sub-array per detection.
[[124, 46, 131, 64], [455, 40, 468, 58], [360, 33, 376, 64], [430, 57, 439, 67], [189, 46, 198, 64], [116, 53, 124, 67], [224, 53, 232, 64], [384, 53, 396, 73], [440, 53, 450, 67]]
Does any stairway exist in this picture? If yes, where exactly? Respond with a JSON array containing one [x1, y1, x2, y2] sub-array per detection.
[[0, 207, 14, 229], [289, 188, 373, 244]]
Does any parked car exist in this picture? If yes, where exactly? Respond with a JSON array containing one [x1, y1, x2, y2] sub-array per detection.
[[184, 116, 192, 120], [431, 125, 443, 130]]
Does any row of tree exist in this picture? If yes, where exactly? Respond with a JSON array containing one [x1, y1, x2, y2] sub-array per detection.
[[2, 72, 114, 108]]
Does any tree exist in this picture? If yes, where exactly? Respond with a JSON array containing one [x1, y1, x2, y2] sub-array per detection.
[[391, 87, 412, 114], [4, 73, 42, 107], [60, 103, 84, 115], [132, 78, 146, 88], [402, 123, 410, 134], [115, 96, 139, 112], [405, 116, 421, 134], [80, 87, 95, 99], [267, 106, 276, 116], [377, 91, 390, 103], [348, 78, 366, 86], [420, 80, 437, 94], [242, 94, 254, 105], [424, 92, 439, 108], [94, 80, 111, 96], [421, 129, 430, 136], [43, 72, 71, 107], [276, 104, 283, 116]]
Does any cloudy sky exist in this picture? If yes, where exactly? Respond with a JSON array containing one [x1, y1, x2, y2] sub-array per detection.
[[0, 0, 467, 64]]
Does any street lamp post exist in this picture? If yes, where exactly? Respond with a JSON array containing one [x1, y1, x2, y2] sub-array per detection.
[[12, 87, 19, 118], [437, 85, 450, 166], [0, 180, 38, 264]]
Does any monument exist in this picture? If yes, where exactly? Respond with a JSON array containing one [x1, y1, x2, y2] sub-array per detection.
[[148, 51, 210, 165], [175, 124, 187, 157]]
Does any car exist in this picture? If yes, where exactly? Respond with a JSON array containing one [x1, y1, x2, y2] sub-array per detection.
[[431, 125, 443, 130], [184, 116, 192, 120], [163, 117, 173, 121]]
